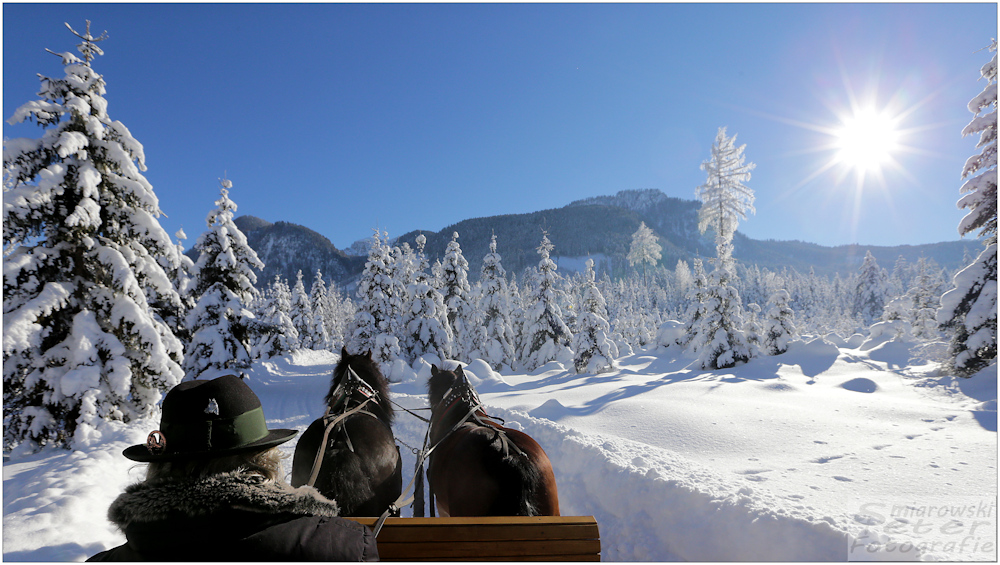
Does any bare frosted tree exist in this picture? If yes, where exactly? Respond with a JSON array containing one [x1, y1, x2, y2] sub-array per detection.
[[627, 221, 662, 285], [696, 126, 756, 264]]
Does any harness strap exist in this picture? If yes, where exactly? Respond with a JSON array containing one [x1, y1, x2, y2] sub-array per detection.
[[304, 399, 374, 488]]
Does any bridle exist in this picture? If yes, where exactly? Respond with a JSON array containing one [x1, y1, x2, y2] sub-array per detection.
[[426, 371, 525, 466], [303, 365, 386, 488]]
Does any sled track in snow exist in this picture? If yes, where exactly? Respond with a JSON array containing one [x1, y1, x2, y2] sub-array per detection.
[[270, 377, 854, 560]]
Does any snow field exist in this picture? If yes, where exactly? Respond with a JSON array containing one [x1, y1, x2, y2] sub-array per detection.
[[482, 405, 848, 561], [3, 340, 996, 561]]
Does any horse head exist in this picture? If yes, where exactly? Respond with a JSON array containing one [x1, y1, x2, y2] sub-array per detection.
[[328, 347, 394, 425], [428, 365, 481, 420]]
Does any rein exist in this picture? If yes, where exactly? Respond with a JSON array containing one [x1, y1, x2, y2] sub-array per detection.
[[304, 366, 385, 488], [371, 370, 526, 537]]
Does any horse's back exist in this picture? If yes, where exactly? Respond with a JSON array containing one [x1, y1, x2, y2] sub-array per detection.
[[430, 425, 559, 517], [291, 415, 402, 516]]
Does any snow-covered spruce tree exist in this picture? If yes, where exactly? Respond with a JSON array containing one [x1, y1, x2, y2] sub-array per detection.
[[957, 40, 998, 247], [744, 302, 763, 356], [691, 244, 753, 369], [938, 40, 997, 377], [3, 23, 184, 450], [507, 274, 525, 358], [477, 234, 516, 370], [520, 233, 573, 370], [183, 179, 264, 379], [906, 257, 942, 339], [678, 258, 708, 349], [852, 251, 889, 327], [763, 289, 796, 356], [403, 234, 451, 364], [572, 258, 618, 374], [390, 242, 419, 360], [627, 221, 662, 285], [441, 232, 479, 360], [349, 230, 401, 368], [170, 228, 196, 309], [308, 270, 333, 351], [251, 275, 299, 359], [691, 126, 756, 368], [325, 283, 352, 353], [289, 270, 313, 349]]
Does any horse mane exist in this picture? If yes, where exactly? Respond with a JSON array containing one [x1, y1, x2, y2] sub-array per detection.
[[328, 350, 394, 425]]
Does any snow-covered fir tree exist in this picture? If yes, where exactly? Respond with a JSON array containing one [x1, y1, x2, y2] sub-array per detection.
[[440, 232, 479, 360], [572, 258, 618, 374], [402, 234, 451, 364], [289, 270, 313, 349], [906, 258, 943, 339], [183, 179, 264, 379], [520, 233, 574, 370], [508, 273, 525, 358], [251, 275, 300, 359], [938, 39, 997, 377], [957, 40, 998, 248], [3, 23, 184, 449], [324, 282, 352, 353], [852, 251, 889, 326], [677, 258, 708, 349], [171, 228, 196, 309], [390, 242, 419, 359], [308, 269, 333, 351], [763, 289, 796, 356], [477, 234, 516, 370], [744, 302, 763, 356], [349, 230, 401, 368], [938, 245, 996, 376], [627, 221, 662, 284], [691, 245, 753, 370]]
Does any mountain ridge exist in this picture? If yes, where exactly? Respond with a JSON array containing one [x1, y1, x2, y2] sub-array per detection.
[[221, 189, 981, 288]]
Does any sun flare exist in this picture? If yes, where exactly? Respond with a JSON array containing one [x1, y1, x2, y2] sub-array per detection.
[[834, 109, 899, 172]]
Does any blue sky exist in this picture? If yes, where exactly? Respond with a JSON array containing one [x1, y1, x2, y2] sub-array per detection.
[[4, 3, 996, 251]]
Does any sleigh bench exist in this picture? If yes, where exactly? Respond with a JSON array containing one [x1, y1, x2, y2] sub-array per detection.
[[345, 516, 601, 561]]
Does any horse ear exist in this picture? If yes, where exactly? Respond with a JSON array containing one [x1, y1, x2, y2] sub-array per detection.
[[455, 365, 465, 377], [365, 350, 373, 360], [431, 364, 439, 375], [341, 346, 349, 358]]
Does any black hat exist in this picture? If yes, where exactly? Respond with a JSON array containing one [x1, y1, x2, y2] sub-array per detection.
[[123, 375, 297, 462]]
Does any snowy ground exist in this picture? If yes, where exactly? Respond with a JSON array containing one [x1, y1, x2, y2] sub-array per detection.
[[3, 333, 996, 561]]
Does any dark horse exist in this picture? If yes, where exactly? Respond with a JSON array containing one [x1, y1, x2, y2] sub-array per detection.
[[291, 348, 402, 517], [426, 365, 560, 517]]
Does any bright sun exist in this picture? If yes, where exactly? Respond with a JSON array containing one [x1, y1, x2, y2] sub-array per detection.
[[834, 108, 899, 172]]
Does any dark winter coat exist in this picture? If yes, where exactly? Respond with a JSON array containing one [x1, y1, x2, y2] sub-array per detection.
[[87, 472, 378, 561]]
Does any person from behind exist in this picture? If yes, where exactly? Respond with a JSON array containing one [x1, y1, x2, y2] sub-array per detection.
[[88, 374, 378, 561]]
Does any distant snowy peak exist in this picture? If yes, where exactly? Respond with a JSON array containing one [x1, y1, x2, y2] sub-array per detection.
[[566, 188, 679, 214]]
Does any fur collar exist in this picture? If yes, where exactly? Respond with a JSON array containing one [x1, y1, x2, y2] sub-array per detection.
[[108, 472, 339, 529]]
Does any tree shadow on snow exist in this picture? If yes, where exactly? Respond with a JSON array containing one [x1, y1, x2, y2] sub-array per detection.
[[561, 367, 762, 417]]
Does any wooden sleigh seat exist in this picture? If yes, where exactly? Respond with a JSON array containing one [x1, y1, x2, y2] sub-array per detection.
[[345, 516, 601, 561]]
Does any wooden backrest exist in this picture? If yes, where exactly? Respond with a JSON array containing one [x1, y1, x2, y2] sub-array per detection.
[[345, 516, 601, 561]]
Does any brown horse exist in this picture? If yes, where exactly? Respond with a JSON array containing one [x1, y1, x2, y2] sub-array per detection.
[[426, 365, 559, 517], [291, 349, 402, 517]]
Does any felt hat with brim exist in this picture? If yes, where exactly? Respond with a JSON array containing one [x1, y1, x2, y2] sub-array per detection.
[[123, 375, 297, 462]]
